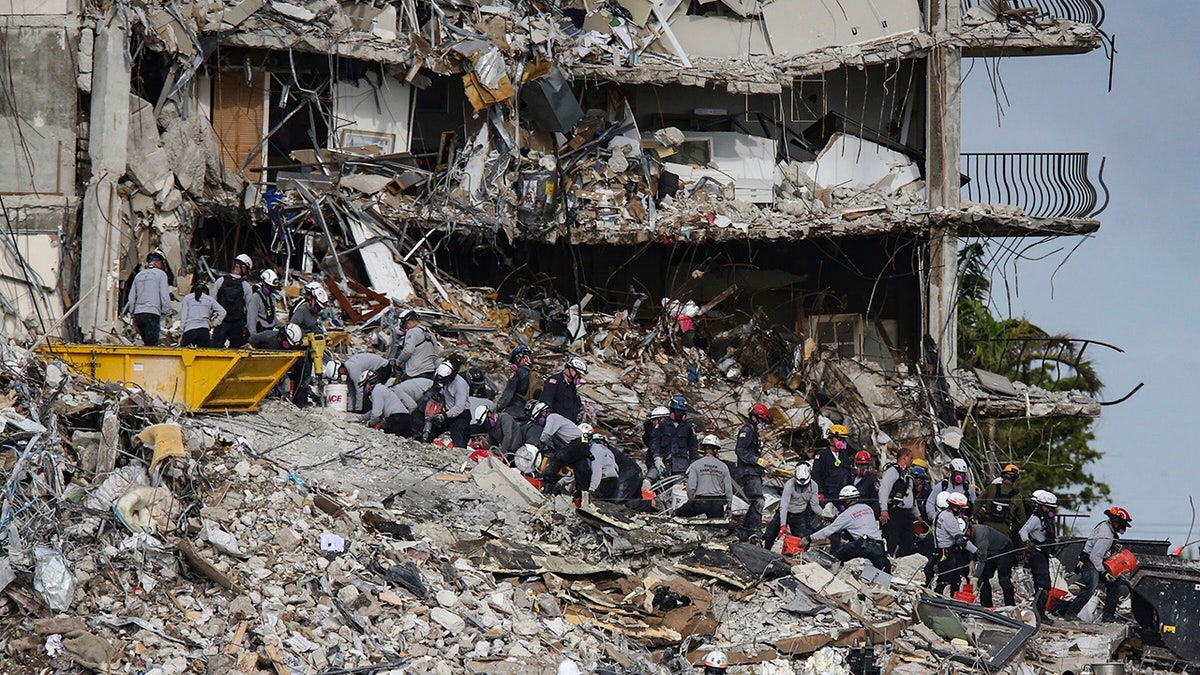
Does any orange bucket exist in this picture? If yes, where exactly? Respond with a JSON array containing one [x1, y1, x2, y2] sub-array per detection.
[[1103, 549, 1138, 578], [953, 583, 976, 604], [781, 535, 806, 556], [641, 488, 657, 500]]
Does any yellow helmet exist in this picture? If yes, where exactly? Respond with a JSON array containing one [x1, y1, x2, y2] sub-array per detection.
[[828, 424, 849, 437], [911, 458, 928, 469]]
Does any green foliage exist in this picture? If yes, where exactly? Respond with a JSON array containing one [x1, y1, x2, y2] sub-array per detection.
[[956, 243, 1110, 510]]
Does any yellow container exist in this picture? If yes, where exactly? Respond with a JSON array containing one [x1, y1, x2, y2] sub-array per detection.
[[39, 344, 300, 412]]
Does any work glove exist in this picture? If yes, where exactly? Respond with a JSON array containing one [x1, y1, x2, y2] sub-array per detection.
[[432, 413, 446, 425], [1074, 558, 1086, 573], [778, 526, 788, 538], [799, 536, 811, 548], [372, 423, 382, 430], [756, 457, 770, 468], [1104, 572, 1116, 583]]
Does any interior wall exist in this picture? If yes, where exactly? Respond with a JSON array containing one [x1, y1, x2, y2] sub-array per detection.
[[332, 72, 412, 154]]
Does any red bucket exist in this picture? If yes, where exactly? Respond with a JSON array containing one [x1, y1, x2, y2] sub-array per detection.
[[953, 583, 976, 604], [1045, 588, 1068, 611], [781, 535, 806, 556], [1103, 549, 1138, 578]]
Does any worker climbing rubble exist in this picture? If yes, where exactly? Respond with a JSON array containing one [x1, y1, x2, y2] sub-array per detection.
[[802, 485, 892, 573], [762, 462, 821, 551], [733, 402, 771, 543], [676, 434, 733, 519], [649, 395, 698, 478], [1020, 489, 1060, 624], [1052, 505, 1134, 623]]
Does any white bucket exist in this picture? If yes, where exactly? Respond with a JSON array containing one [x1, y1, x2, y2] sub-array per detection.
[[324, 384, 349, 414]]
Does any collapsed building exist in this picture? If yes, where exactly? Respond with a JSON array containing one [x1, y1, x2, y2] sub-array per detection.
[[3, 0, 1173, 673]]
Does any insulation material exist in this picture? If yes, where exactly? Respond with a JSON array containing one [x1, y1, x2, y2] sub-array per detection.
[[332, 77, 413, 154], [804, 132, 921, 194]]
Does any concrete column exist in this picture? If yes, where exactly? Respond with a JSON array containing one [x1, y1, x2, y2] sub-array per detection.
[[924, 0, 962, 374], [78, 10, 130, 341]]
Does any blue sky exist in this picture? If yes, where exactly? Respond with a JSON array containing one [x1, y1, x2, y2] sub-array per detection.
[[960, 1, 1200, 548]]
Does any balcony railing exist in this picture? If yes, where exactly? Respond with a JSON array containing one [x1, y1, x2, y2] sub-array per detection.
[[961, 0, 1105, 28], [959, 152, 1109, 220]]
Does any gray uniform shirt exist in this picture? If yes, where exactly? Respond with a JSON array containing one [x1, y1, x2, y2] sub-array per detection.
[[932, 510, 978, 553], [588, 443, 620, 491], [879, 464, 920, 516], [126, 267, 172, 315], [246, 289, 280, 333], [362, 385, 407, 425], [1084, 521, 1116, 570], [441, 375, 470, 418], [210, 275, 254, 326], [811, 503, 882, 542], [344, 353, 389, 386], [686, 455, 733, 501], [289, 302, 322, 336], [1019, 513, 1051, 545], [396, 326, 439, 377], [779, 478, 821, 516], [179, 293, 226, 332], [926, 480, 978, 520], [540, 413, 581, 447]]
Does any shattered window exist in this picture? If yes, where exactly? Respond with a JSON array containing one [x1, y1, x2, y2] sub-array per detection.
[[673, 139, 713, 167], [812, 314, 862, 359]]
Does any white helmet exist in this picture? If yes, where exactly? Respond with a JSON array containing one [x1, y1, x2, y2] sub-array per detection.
[[234, 253, 253, 270], [529, 401, 550, 419], [947, 492, 969, 509], [794, 462, 812, 484], [557, 661, 583, 675], [310, 286, 329, 307], [1032, 489, 1058, 507], [838, 485, 860, 501], [259, 269, 279, 288], [435, 361, 455, 380], [323, 359, 340, 380], [649, 406, 670, 420], [358, 370, 376, 387], [577, 423, 595, 435], [702, 650, 729, 670], [283, 324, 303, 346], [566, 355, 588, 374], [699, 434, 721, 450], [949, 457, 969, 473], [471, 404, 491, 426], [936, 491, 951, 511]]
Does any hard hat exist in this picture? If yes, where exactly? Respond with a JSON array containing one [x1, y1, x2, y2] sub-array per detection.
[[911, 458, 928, 469], [649, 406, 670, 420], [557, 660, 583, 675], [750, 402, 770, 420], [311, 287, 330, 307], [700, 434, 721, 449], [398, 308, 419, 324], [936, 491, 951, 510], [854, 450, 872, 465], [529, 401, 550, 419], [828, 424, 849, 437], [566, 355, 588, 374], [668, 395, 688, 411], [358, 370, 376, 387], [322, 359, 340, 380], [467, 366, 485, 384], [1001, 464, 1021, 480], [577, 423, 595, 435], [304, 280, 323, 293], [283, 324, 303, 346], [949, 458, 968, 473], [471, 405, 491, 426], [435, 361, 455, 381], [259, 269, 279, 288], [794, 463, 812, 484], [947, 492, 969, 509], [702, 650, 729, 669], [190, 280, 208, 294], [591, 433, 609, 445], [909, 465, 928, 479], [682, 300, 699, 317], [234, 253, 253, 269], [1106, 506, 1132, 525], [509, 344, 532, 362], [1032, 490, 1058, 507], [146, 251, 165, 264], [838, 485, 860, 501]]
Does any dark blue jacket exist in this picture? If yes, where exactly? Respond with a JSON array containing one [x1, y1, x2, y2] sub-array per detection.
[[540, 371, 581, 422], [650, 419, 698, 474], [734, 422, 762, 478], [811, 446, 854, 499], [496, 366, 532, 417]]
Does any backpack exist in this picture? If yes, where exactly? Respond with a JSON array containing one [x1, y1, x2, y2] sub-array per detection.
[[884, 463, 912, 507], [216, 274, 246, 323]]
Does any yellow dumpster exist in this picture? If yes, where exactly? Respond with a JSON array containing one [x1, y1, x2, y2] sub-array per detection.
[[39, 345, 300, 412]]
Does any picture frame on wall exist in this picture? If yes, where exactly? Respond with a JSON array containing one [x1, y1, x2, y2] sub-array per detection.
[[339, 129, 395, 154]]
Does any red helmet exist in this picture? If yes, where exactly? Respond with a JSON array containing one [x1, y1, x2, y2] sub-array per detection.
[[1106, 506, 1132, 525], [854, 450, 871, 465], [750, 402, 770, 420]]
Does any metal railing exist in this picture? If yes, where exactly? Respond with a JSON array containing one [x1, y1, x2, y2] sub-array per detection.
[[959, 152, 1109, 219], [960, 0, 1105, 27]]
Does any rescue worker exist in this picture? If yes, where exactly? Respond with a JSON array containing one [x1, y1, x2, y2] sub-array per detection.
[[211, 254, 254, 348], [336, 352, 389, 412], [801, 485, 891, 573], [178, 280, 225, 348], [413, 359, 471, 447], [879, 446, 923, 556], [124, 251, 173, 346], [606, 439, 653, 512], [465, 366, 495, 399], [1052, 506, 1132, 623], [532, 400, 583, 451], [700, 650, 728, 674], [540, 356, 587, 423], [973, 521, 1017, 608], [643, 406, 670, 480], [649, 396, 698, 478], [287, 284, 327, 407], [585, 430, 621, 501], [393, 309, 439, 381], [762, 462, 821, 551], [496, 345, 536, 417], [910, 458, 933, 521], [932, 492, 976, 596], [471, 405, 525, 460], [1019, 490, 1059, 624], [811, 424, 854, 503], [733, 402, 771, 542], [247, 269, 283, 336], [249, 323, 303, 350], [535, 402, 589, 499], [359, 370, 411, 436], [926, 457, 977, 517], [852, 450, 880, 517], [676, 435, 733, 519], [973, 464, 1026, 543]]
